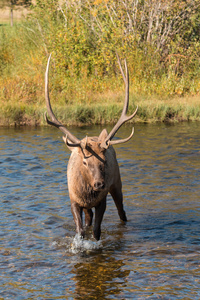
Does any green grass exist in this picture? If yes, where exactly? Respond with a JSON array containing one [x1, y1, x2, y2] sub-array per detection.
[[1, 94, 199, 126]]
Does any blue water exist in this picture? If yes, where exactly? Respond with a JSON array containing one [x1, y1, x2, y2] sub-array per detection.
[[0, 123, 200, 299]]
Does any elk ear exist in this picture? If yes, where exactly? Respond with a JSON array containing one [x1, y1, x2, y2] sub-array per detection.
[[98, 129, 108, 143]]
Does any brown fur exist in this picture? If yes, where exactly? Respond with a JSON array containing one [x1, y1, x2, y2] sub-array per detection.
[[66, 129, 127, 240]]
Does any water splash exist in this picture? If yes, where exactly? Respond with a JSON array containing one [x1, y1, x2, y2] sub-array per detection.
[[70, 234, 103, 254], [52, 234, 103, 254]]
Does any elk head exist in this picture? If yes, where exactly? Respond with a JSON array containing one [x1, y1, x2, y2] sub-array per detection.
[[69, 134, 107, 192], [45, 54, 138, 154]]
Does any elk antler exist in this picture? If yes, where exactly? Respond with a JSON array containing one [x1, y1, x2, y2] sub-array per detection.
[[45, 54, 81, 145], [101, 54, 138, 149]]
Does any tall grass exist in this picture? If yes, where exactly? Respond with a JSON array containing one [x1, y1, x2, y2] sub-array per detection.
[[1, 91, 200, 126]]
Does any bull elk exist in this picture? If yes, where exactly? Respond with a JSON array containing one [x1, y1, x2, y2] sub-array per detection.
[[45, 54, 138, 240]]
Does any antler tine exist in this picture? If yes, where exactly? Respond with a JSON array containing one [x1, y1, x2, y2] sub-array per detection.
[[116, 53, 129, 116], [45, 54, 80, 145], [109, 127, 134, 146], [101, 55, 138, 149], [116, 53, 126, 84], [62, 135, 81, 147]]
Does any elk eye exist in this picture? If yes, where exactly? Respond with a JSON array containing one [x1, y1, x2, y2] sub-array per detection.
[[83, 160, 87, 166]]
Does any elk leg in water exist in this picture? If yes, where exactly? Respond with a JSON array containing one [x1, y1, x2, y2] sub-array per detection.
[[93, 198, 107, 240], [110, 186, 127, 222], [71, 202, 84, 237], [83, 208, 93, 227]]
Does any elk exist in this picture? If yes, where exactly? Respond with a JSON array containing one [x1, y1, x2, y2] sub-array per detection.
[[45, 54, 138, 240]]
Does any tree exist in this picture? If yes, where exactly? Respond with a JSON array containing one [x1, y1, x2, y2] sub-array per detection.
[[0, 0, 31, 26], [28, 0, 200, 95]]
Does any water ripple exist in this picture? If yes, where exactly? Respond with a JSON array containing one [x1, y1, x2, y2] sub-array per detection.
[[0, 124, 200, 299]]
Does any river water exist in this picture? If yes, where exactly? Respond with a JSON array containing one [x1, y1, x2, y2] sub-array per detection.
[[0, 123, 200, 299]]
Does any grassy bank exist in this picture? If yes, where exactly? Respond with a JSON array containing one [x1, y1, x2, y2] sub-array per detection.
[[1, 94, 200, 126]]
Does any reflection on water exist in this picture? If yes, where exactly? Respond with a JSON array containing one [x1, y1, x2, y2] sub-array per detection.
[[0, 123, 200, 299]]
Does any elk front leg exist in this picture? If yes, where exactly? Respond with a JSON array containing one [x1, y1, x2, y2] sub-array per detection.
[[110, 185, 127, 222], [71, 201, 84, 237], [83, 208, 93, 227], [93, 198, 106, 241]]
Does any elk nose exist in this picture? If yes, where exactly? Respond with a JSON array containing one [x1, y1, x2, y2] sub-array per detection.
[[94, 181, 105, 191]]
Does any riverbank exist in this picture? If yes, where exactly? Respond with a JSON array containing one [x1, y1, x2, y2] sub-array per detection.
[[0, 7, 199, 127], [0, 95, 199, 126]]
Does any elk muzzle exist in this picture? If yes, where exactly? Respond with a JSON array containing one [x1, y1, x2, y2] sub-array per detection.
[[93, 180, 105, 191]]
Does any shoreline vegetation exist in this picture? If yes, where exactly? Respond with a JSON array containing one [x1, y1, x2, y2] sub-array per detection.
[[1, 95, 200, 127], [0, 1, 200, 126]]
